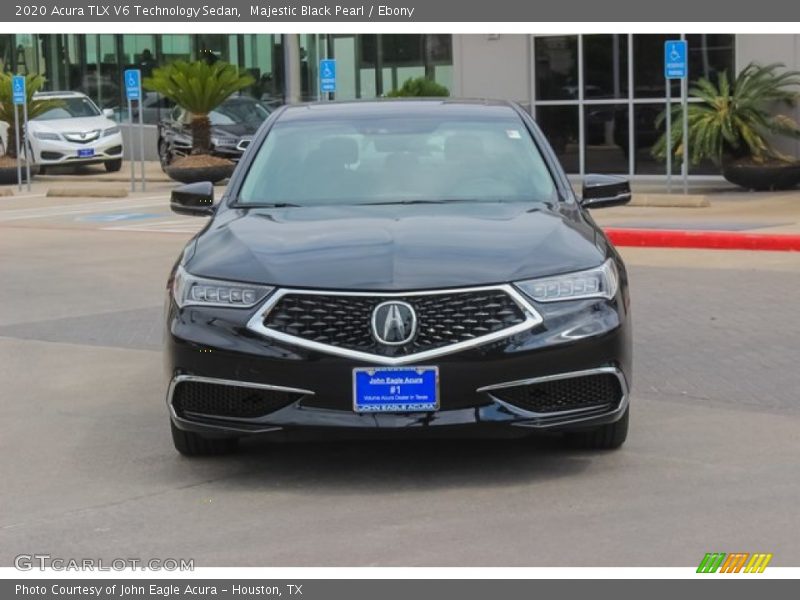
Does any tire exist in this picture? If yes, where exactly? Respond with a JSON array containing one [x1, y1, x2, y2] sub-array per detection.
[[105, 158, 123, 172], [25, 143, 41, 176], [158, 138, 173, 171], [564, 407, 629, 450], [170, 421, 239, 457]]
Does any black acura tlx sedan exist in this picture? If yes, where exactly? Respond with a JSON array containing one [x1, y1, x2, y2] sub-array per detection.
[[164, 99, 633, 456]]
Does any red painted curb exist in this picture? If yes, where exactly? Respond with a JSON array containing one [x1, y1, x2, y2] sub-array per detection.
[[604, 228, 800, 252]]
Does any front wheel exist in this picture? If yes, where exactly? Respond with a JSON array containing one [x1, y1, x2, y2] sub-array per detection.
[[158, 138, 173, 171], [564, 407, 629, 450], [105, 158, 123, 172], [170, 421, 239, 457]]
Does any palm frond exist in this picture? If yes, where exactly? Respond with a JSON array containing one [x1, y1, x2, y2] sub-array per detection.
[[652, 62, 800, 165]]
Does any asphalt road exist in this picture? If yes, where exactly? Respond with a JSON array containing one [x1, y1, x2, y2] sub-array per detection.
[[1, 190, 799, 567]]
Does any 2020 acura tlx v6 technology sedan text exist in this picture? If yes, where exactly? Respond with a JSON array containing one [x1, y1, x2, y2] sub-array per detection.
[[164, 99, 633, 456]]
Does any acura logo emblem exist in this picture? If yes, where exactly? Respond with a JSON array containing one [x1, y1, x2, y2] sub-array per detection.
[[371, 301, 417, 346]]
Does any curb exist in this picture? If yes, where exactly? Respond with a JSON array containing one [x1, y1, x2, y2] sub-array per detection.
[[628, 193, 710, 208], [605, 228, 800, 252], [46, 187, 129, 198]]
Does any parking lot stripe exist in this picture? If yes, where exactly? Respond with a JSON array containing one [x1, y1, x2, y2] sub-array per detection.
[[0, 194, 169, 218], [104, 219, 205, 233], [0, 197, 170, 222]]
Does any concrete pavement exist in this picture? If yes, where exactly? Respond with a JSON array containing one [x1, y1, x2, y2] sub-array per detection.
[[1, 190, 799, 567]]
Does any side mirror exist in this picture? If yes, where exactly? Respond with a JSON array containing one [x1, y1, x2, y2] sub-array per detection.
[[170, 182, 215, 216], [102, 108, 115, 119], [581, 174, 631, 209]]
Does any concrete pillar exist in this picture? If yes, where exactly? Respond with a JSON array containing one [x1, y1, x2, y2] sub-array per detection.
[[283, 34, 302, 104]]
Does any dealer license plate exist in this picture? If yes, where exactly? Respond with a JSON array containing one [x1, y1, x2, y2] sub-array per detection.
[[77, 148, 95, 158], [353, 366, 439, 413]]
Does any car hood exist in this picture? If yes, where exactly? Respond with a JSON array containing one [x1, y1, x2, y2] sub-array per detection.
[[29, 115, 115, 133], [212, 122, 260, 137], [187, 203, 606, 290]]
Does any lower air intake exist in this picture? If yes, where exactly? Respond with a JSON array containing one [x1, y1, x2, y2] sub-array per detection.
[[172, 380, 303, 419], [488, 372, 623, 413]]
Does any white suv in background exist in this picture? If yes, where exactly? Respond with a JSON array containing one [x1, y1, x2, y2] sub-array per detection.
[[27, 91, 124, 173]]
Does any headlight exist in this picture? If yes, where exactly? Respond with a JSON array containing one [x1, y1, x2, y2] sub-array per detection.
[[103, 126, 120, 137], [172, 266, 273, 308], [515, 259, 619, 303], [210, 135, 237, 147], [34, 131, 61, 141]]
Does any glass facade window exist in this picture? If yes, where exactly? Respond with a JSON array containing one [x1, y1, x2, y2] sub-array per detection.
[[536, 105, 579, 174], [633, 34, 681, 98], [534, 36, 578, 101], [355, 34, 452, 97], [584, 104, 629, 174], [583, 35, 628, 99], [533, 33, 735, 177], [3, 33, 453, 119], [632, 103, 668, 175]]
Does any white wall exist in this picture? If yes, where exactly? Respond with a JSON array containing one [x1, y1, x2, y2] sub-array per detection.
[[451, 35, 530, 107]]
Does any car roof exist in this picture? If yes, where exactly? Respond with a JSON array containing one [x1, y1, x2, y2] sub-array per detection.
[[278, 98, 521, 122], [33, 91, 90, 99]]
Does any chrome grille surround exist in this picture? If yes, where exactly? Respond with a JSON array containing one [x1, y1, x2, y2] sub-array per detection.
[[246, 285, 544, 365], [64, 130, 101, 143]]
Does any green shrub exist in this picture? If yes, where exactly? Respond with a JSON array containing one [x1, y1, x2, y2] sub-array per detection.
[[386, 77, 449, 98]]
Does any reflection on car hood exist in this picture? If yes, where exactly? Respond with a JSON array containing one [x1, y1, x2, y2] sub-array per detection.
[[187, 203, 605, 290], [28, 115, 115, 133], [212, 122, 260, 138]]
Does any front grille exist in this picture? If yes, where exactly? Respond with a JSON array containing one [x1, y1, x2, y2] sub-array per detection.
[[488, 373, 623, 413], [64, 131, 100, 143], [172, 380, 303, 420], [263, 290, 528, 357]]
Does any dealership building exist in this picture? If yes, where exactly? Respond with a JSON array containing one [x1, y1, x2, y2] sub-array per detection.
[[2, 33, 799, 177]]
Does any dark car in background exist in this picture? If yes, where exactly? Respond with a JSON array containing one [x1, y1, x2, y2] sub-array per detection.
[[157, 95, 272, 168], [164, 99, 633, 457]]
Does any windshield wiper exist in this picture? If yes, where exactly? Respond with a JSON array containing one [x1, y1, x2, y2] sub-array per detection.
[[240, 202, 302, 208], [361, 199, 449, 206]]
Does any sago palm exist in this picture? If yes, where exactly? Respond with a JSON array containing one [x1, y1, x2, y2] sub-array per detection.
[[653, 63, 800, 165], [144, 60, 255, 155], [0, 73, 62, 158]]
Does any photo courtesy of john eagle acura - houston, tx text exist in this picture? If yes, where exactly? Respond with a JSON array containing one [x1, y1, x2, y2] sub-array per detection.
[[164, 99, 632, 456]]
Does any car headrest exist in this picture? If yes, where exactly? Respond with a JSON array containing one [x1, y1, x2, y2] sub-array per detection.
[[444, 134, 485, 162], [317, 136, 359, 166]]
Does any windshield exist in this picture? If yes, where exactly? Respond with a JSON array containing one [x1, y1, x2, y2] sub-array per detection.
[[238, 115, 558, 206], [35, 97, 101, 120], [210, 98, 271, 126]]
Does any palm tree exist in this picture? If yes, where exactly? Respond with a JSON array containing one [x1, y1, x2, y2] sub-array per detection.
[[652, 63, 800, 166], [143, 60, 255, 155], [0, 73, 62, 159]]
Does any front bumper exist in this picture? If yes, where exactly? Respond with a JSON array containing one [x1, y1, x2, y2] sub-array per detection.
[[31, 133, 123, 165], [164, 288, 632, 438]]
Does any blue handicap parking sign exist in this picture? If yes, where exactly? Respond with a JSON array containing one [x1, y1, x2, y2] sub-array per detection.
[[124, 69, 141, 101], [320, 59, 336, 93], [664, 40, 688, 79], [12, 75, 26, 105]]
